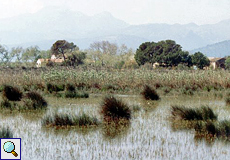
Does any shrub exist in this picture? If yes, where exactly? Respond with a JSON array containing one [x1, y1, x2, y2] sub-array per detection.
[[141, 85, 160, 100], [66, 83, 75, 92], [171, 105, 217, 121], [225, 97, 230, 106], [42, 113, 99, 127], [64, 91, 89, 98], [23, 91, 47, 109], [101, 96, 131, 121], [2, 85, 22, 101], [0, 127, 13, 138], [46, 83, 65, 93]]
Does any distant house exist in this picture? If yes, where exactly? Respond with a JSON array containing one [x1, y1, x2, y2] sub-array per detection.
[[36, 54, 64, 67], [208, 57, 226, 69]]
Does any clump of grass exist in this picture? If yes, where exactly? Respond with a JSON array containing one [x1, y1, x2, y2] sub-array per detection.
[[46, 83, 65, 93], [225, 97, 230, 106], [0, 127, 13, 138], [101, 96, 131, 121], [2, 85, 22, 101], [141, 85, 160, 100], [64, 83, 89, 98], [42, 113, 99, 127], [23, 91, 47, 109], [171, 105, 217, 121], [0, 100, 13, 109], [195, 120, 230, 141], [64, 91, 89, 98]]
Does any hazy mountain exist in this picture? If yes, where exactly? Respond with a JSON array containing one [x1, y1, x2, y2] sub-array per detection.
[[1, 6, 230, 54], [190, 40, 230, 57]]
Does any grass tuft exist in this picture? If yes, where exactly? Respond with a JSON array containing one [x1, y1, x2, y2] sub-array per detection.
[[171, 105, 217, 121], [101, 96, 131, 121], [0, 127, 13, 138], [2, 85, 22, 101], [141, 85, 160, 100], [42, 113, 99, 127], [23, 91, 47, 109], [225, 97, 230, 106]]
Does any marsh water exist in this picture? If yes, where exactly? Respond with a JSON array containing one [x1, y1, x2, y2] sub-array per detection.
[[0, 95, 230, 160]]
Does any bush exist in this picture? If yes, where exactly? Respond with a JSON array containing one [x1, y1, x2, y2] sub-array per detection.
[[64, 91, 89, 98], [0, 100, 15, 110], [66, 83, 75, 92], [2, 85, 22, 101], [46, 83, 65, 93], [42, 113, 99, 127], [141, 85, 160, 100], [23, 91, 47, 109], [0, 127, 13, 138], [225, 97, 230, 106], [171, 105, 217, 121], [101, 96, 131, 121]]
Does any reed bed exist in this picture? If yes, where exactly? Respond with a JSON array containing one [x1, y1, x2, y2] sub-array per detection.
[[1, 67, 230, 94]]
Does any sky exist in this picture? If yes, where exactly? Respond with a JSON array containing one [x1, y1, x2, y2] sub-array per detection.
[[0, 0, 230, 25]]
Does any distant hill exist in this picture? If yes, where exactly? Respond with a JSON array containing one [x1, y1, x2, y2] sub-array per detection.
[[190, 40, 230, 57], [1, 6, 230, 51]]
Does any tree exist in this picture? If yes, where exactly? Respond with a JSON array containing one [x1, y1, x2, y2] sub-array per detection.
[[135, 40, 192, 67], [22, 46, 40, 62], [225, 57, 230, 70], [10, 47, 24, 62], [88, 41, 118, 66], [64, 51, 86, 66], [191, 52, 210, 69], [51, 40, 77, 61], [0, 45, 10, 63]]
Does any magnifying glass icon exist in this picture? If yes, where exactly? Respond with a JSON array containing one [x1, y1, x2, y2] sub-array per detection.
[[3, 141, 18, 157]]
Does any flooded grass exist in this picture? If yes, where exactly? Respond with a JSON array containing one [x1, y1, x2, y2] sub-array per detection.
[[1, 95, 230, 159]]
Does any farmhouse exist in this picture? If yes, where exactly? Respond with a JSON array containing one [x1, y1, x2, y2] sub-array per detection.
[[36, 55, 64, 67], [208, 57, 226, 70]]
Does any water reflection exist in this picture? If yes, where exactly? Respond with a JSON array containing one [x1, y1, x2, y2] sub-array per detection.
[[141, 100, 159, 113], [102, 120, 130, 139]]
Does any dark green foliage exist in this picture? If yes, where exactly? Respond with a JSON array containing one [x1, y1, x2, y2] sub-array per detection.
[[51, 40, 78, 60], [0, 127, 13, 138], [46, 83, 65, 93], [64, 52, 86, 66], [191, 52, 210, 69], [42, 113, 99, 127], [225, 57, 230, 70], [101, 96, 131, 121], [66, 83, 75, 92], [24, 91, 47, 109], [0, 100, 14, 109], [141, 85, 160, 100], [171, 105, 217, 121], [135, 40, 192, 67], [225, 97, 230, 105], [2, 85, 22, 101], [64, 84, 88, 98]]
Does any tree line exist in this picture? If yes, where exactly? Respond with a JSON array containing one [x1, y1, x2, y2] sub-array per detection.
[[0, 39, 212, 69]]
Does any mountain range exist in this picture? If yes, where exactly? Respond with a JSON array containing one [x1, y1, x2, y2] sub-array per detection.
[[0, 6, 230, 57]]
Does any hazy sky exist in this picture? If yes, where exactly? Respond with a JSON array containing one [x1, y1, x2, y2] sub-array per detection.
[[0, 0, 230, 25]]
